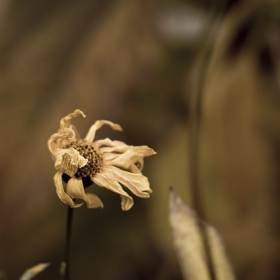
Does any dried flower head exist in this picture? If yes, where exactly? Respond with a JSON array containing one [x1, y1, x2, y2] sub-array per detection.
[[48, 110, 156, 211]]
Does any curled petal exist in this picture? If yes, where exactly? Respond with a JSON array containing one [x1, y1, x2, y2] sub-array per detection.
[[103, 146, 156, 170], [60, 109, 85, 130], [69, 124, 81, 140], [60, 153, 79, 177], [54, 148, 88, 177], [48, 110, 85, 154], [48, 128, 75, 154], [67, 178, 103, 209], [102, 166, 152, 197], [97, 138, 155, 158], [85, 121, 123, 142], [94, 138, 126, 149], [54, 172, 83, 208], [91, 173, 134, 211]]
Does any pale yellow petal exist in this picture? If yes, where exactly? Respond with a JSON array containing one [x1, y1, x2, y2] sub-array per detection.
[[94, 138, 126, 149], [99, 144, 129, 154], [67, 177, 87, 200], [56, 153, 78, 177], [85, 193, 104, 209], [102, 166, 152, 197], [59, 109, 85, 130], [104, 146, 155, 170], [54, 148, 88, 177], [121, 196, 133, 211], [128, 163, 142, 174], [91, 173, 133, 211], [102, 152, 119, 161], [47, 128, 75, 154], [48, 110, 85, 154], [54, 172, 83, 208], [97, 139, 155, 172], [85, 121, 123, 142], [104, 157, 143, 174], [70, 124, 81, 140], [19, 263, 50, 280], [67, 178, 103, 208], [128, 158, 144, 173]]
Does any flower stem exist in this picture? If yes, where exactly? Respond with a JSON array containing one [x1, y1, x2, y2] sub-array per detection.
[[65, 206, 74, 280]]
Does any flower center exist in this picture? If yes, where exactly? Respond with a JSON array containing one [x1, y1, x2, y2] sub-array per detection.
[[68, 140, 103, 179]]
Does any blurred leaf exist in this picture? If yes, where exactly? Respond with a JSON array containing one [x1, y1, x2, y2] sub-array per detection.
[[19, 263, 50, 280], [169, 188, 235, 280], [60, 262, 66, 276]]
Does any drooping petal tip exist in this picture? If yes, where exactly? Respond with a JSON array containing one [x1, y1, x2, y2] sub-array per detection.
[[85, 193, 104, 209], [66, 177, 104, 209], [121, 196, 134, 211], [91, 172, 135, 211], [54, 172, 83, 208]]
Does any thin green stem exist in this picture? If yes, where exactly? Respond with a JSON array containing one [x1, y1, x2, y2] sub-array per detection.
[[65, 206, 74, 280]]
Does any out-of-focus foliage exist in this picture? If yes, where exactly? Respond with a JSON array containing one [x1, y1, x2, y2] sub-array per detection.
[[201, 2, 280, 280], [19, 263, 50, 280], [169, 188, 235, 280]]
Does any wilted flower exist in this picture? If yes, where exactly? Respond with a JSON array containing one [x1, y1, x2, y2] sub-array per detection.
[[48, 109, 155, 211]]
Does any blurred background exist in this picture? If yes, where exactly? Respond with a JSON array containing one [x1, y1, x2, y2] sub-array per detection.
[[0, 0, 280, 279]]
